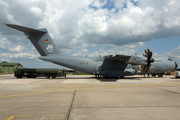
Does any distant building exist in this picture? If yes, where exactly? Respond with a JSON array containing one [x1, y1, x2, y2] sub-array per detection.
[[0, 61, 23, 73]]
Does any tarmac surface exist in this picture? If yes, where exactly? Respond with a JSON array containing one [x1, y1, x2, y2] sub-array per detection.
[[0, 74, 180, 120]]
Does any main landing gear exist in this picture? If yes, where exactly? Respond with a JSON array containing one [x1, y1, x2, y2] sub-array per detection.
[[95, 75, 124, 78], [144, 73, 164, 78]]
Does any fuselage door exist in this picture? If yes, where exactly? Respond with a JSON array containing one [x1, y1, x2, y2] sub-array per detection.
[[96, 65, 102, 74]]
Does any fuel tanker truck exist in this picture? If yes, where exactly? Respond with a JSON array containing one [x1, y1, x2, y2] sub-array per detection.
[[14, 68, 66, 78]]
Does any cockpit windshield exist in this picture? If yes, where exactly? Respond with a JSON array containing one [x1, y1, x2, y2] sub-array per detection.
[[168, 58, 172, 61]]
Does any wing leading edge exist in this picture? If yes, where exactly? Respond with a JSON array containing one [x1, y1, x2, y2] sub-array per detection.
[[105, 55, 147, 65]]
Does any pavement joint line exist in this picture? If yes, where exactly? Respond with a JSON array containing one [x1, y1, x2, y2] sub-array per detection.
[[1, 83, 180, 99], [67, 90, 76, 120]]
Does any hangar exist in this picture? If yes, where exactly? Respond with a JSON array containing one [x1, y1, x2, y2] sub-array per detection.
[[0, 61, 23, 73]]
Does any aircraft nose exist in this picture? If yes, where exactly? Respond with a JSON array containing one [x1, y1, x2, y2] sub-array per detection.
[[175, 62, 178, 69]]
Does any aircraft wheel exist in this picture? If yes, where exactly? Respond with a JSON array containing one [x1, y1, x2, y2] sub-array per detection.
[[158, 71, 164, 77], [158, 74, 163, 77], [152, 74, 156, 77]]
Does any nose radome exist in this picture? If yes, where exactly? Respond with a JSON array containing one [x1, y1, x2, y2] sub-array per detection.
[[175, 62, 178, 69]]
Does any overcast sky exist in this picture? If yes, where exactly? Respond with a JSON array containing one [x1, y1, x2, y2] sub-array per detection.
[[0, 0, 180, 69]]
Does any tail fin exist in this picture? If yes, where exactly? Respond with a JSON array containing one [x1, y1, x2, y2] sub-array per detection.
[[5, 24, 63, 56]]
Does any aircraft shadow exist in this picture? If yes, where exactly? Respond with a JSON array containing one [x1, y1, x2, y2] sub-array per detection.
[[91, 76, 146, 82], [15, 76, 151, 81], [95, 77, 119, 82]]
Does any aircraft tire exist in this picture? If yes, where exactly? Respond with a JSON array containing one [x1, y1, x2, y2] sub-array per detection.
[[158, 74, 163, 77], [152, 74, 156, 77]]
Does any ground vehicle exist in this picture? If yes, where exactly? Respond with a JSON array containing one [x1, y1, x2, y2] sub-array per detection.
[[174, 71, 180, 78], [14, 68, 65, 78]]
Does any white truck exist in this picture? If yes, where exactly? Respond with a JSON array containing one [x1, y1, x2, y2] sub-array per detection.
[[174, 71, 180, 78]]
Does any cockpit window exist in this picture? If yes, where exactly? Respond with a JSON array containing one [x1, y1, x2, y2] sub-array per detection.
[[168, 58, 172, 61]]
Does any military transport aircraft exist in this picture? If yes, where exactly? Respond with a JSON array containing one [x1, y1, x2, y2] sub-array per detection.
[[5, 24, 178, 78]]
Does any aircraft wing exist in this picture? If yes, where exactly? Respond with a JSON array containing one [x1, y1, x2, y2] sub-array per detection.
[[105, 55, 147, 65], [105, 55, 131, 61]]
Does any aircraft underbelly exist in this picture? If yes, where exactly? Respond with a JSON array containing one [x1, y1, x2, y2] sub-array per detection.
[[100, 68, 137, 77]]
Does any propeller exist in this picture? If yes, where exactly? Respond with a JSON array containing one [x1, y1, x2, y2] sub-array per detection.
[[142, 48, 154, 73]]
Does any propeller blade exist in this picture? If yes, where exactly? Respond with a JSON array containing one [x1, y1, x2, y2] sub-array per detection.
[[142, 48, 154, 73]]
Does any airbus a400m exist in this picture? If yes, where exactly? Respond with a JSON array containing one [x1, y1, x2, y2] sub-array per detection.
[[6, 24, 178, 78]]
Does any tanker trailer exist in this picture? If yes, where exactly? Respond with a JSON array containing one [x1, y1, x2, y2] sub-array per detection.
[[14, 68, 65, 78]]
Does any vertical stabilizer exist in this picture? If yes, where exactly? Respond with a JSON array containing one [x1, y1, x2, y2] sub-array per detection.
[[5, 24, 63, 56]]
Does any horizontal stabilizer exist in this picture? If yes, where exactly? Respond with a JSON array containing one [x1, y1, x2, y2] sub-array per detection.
[[5, 24, 46, 34]]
